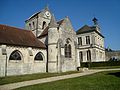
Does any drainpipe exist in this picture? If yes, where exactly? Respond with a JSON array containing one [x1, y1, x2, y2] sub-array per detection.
[[46, 48, 48, 73]]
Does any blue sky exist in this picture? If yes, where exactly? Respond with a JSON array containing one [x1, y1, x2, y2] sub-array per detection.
[[0, 0, 120, 50]]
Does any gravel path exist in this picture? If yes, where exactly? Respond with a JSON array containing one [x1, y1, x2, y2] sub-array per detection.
[[0, 68, 120, 90]]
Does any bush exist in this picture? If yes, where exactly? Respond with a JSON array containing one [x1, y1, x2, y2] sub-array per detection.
[[81, 61, 120, 68]]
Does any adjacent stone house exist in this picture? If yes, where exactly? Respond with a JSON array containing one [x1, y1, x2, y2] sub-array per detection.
[[76, 18, 105, 62]]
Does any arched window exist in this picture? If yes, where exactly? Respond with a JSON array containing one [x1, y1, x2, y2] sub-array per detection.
[[34, 52, 44, 61], [64, 39, 72, 58], [29, 23, 31, 30], [42, 21, 47, 29], [9, 50, 22, 60], [87, 50, 91, 61], [68, 44, 71, 58]]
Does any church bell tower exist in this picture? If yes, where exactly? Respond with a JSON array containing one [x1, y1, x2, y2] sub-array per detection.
[[25, 6, 52, 37]]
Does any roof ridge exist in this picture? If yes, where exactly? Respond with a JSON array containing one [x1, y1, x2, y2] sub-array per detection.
[[57, 18, 65, 26], [49, 14, 58, 28], [57, 18, 64, 22], [0, 24, 30, 32]]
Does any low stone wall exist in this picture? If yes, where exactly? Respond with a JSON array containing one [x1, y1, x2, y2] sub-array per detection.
[[105, 51, 120, 61]]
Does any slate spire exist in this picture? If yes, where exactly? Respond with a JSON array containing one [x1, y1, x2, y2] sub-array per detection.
[[44, 5, 49, 11], [49, 14, 58, 28]]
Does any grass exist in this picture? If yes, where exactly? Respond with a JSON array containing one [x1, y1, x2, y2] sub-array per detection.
[[15, 70, 120, 90], [0, 71, 79, 85]]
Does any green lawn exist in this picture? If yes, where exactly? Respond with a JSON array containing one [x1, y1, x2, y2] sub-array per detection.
[[0, 71, 79, 85], [15, 70, 120, 90]]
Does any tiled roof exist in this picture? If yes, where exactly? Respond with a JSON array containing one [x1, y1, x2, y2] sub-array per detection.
[[0, 24, 46, 48]]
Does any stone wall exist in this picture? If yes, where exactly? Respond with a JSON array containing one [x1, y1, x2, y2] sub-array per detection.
[[105, 51, 120, 61], [59, 17, 78, 72], [25, 9, 51, 37], [47, 17, 78, 72], [77, 31, 105, 62], [0, 45, 47, 77]]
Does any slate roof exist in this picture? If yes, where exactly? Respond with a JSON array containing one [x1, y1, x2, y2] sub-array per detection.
[[76, 25, 104, 38], [0, 24, 46, 48], [25, 6, 50, 22], [76, 25, 94, 34], [25, 11, 40, 22], [39, 26, 49, 38], [57, 19, 64, 26]]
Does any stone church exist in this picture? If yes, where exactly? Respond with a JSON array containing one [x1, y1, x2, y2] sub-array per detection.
[[0, 7, 105, 77]]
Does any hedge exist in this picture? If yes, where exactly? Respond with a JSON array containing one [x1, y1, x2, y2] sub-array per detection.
[[81, 61, 120, 68]]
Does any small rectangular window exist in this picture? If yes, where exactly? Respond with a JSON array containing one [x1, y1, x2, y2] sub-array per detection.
[[86, 36, 90, 45], [78, 37, 82, 45], [79, 51, 83, 62], [87, 50, 91, 61]]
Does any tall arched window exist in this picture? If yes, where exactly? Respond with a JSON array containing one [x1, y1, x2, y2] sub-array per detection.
[[34, 52, 44, 61], [68, 44, 71, 58], [9, 50, 22, 60], [42, 21, 47, 29], [64, 39, 72, 58], [87, 50, 91, 61]]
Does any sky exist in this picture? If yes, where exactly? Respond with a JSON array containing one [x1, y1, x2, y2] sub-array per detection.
[[0, 0, 120, 50]]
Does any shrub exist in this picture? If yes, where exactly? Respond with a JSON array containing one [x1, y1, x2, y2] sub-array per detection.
[[81, 61, 120, 68]]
